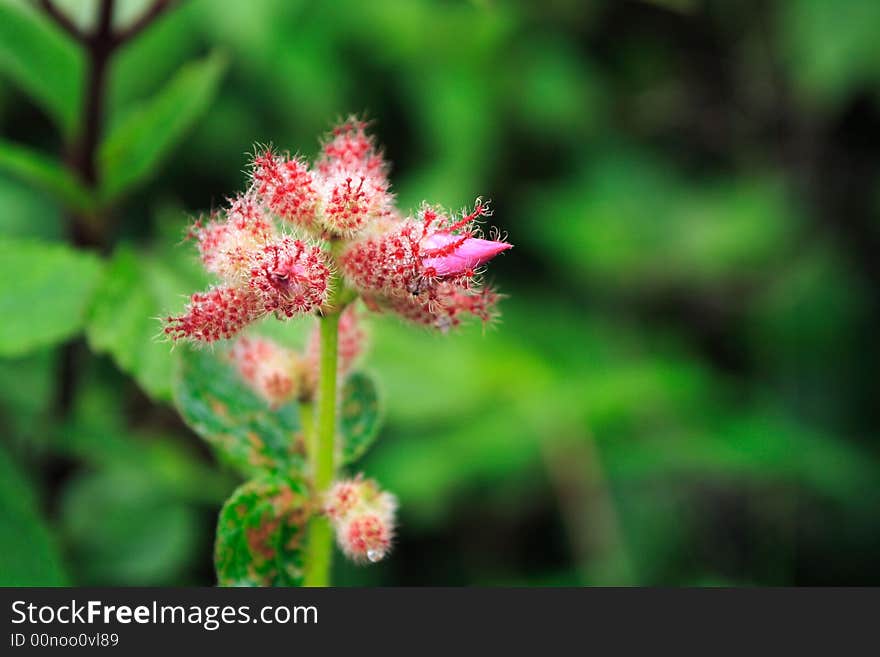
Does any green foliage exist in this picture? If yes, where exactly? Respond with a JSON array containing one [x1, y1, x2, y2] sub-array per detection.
[[60, 468, 200, 585], [2, 0, 879, 586], [214, 473, 311, 586], [0, 0, 84, 136], [0, 349, 55, 437], [174, 347, 305, 478], [85, 245, 203, 401], [0, 138, 94, 211], [0, 441, 67, 585], [0, 239, 102, 356], [56, 371, 233, 505], [520, 151, 798, 291], [780, 0, 880, 109], [0, 176, 64, 240], [339, 371, 381, 466], [98, 51, 227, 202]]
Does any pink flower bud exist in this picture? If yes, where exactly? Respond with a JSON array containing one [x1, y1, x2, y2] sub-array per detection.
[[319, 172, 392, 235], [191, 193, 275, 282], [421, 234, 512, 278], [339, 513, 394, 564], [251, 149, 318, 228], [230, 337, 302, 407], [324, 477, 397, 564], [324, 478, 364, 522], [248, 237, 331, 318], [164, 286, 261, 343], [317, 116, 388, 180], [340, 200, 509, 298]]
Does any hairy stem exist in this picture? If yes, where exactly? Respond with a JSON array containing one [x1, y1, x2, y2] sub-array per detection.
[[303, 308, 341, 587]]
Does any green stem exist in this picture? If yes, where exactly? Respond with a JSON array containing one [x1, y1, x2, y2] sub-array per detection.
[[299, 401, 315, 457], [303, 309, 341, 587]]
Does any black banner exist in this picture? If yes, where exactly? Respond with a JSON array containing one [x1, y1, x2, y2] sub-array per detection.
[[1, 588, 876, 653]]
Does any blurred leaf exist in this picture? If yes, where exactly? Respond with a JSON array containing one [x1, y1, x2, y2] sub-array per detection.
[[339, 371, 381, 466], [520, 150, 798, 290], [0, 441, 67, 585], [60, 468, 200, 585], [85, 246, 199, 401], [0, 349, 55, 437], [0, 175, 64, 240], [602, 411, 879, 506], [107, 0, 201, 115], [0, 239, 102, 356], [214, 473, 310, 586], [747, 249, 871, 426], [0, 0, 84, 135], [780, 0, 880, 109], [55, 373, 232, 504], [0, 138, 94, 211], [506, 36, 605, 137], [98, 51, 227, 201], [174, 347, 305, 478]]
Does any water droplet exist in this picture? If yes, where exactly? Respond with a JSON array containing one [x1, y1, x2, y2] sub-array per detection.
[[366, 548, 383, 563]]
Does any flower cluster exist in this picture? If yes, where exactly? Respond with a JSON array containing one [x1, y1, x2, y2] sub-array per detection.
[[164, 194, 330, 343], [164, 116, 510, 342], [342, 200, 511, 330], [324, 477, 397, 563]]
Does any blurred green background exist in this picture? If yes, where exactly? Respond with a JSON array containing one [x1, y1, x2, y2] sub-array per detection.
[[1, 0, 879, 586]]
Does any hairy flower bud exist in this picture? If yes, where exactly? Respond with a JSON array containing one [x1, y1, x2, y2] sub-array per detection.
[[340, 200, 509, 298], [319, 171, 392, 235], [248, 237, 331, 318], [250, 150, 318, 228], [192, 193, 275, 283], [230, 337, 302, 407], [317, 116, 388, 180], [339, 513, 394, 564], [324, 477, 397, 564], [164, 286, 261, 343]]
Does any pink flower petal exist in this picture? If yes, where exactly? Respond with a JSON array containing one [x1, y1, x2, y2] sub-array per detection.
[[422, 234, 512, 277]]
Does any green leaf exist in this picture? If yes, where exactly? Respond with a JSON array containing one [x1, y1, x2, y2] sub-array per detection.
[[60, 468, 200, 585], [174, 347, 305, 478], [214, 473, 311, 586], [85, 246, 198, 402], [0, 239, 102, 356], [98, 51, 227, 201], [0, 175, 64, 240], [53, 371, 233, 505], [0, 138, 95, 211], [339, 371, 381, 465], [0, 441, 67, 585], [780, 0, 880, 109], [0, 0, 84, 135]]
